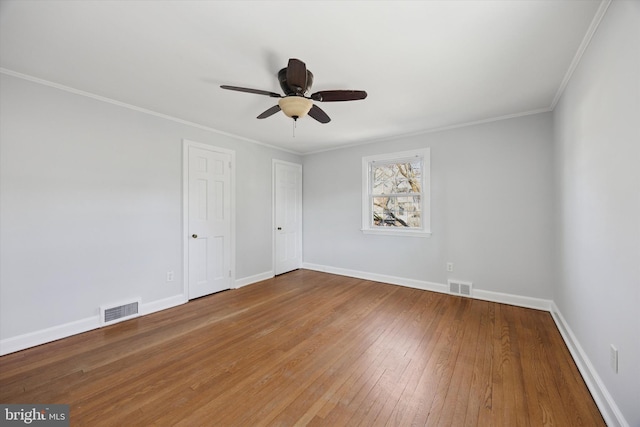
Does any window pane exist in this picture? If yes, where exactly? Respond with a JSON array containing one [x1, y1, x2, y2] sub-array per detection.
[[372, 162, 421, 195], [371, 196, 421, 228], [371, 166, 394, 195], [397, 196, 421, 228], [372, 196, 391, 226]]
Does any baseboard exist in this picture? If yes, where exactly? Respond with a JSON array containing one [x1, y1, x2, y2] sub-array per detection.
[[302, 263, 448, 294], [473, 289, 551, 311], [303, 263, 552, 310], [0, 316, 100, 356], [550, 302, 629, 427], [0, 293, 187, 356], [141, 294, 187, 316], [235, 270, 274, 288], [0, 273, 271, 356]]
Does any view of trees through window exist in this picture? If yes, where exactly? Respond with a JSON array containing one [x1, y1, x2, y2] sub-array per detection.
[[371, 159, 422, 228]]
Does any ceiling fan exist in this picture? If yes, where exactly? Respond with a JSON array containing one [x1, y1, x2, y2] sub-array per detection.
[[221, 58, 367, 124]]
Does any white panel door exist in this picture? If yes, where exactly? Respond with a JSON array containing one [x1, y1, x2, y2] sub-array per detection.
[[274, 161, 302, 275], [188, 145, 231, 299]]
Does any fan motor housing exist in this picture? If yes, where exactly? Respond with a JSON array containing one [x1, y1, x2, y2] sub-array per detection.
[[278, 68, 314, 95]]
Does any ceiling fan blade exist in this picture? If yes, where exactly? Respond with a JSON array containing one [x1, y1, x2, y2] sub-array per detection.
[[286, 58, 307, 94], [311, 90, 368, 102], [257, 105, 281, 119], [221, 85, 281, 98], [308, 104, 331, 124]]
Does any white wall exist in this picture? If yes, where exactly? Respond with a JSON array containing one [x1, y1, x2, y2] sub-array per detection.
[[303, 112, 555, 301], [553, 1, 640, 426], [0, 74, 300, 347]]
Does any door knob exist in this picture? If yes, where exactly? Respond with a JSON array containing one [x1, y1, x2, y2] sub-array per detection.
[[192, 234, 198, 238]]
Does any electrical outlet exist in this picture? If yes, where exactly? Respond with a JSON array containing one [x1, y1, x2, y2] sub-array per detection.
[[166, 271, 174, 282], [610, 345, 618, 373], [447, 262, 454, 272]]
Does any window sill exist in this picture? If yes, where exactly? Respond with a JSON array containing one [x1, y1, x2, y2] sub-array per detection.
[[361, 228, 432, 238]]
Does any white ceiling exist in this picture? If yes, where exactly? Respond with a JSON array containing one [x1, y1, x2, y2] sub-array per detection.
[[0, 0, 605, 154]]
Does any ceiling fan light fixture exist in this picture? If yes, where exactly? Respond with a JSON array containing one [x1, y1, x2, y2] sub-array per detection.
[[221, 58, 366, 125], [278, 96, 313, 120]]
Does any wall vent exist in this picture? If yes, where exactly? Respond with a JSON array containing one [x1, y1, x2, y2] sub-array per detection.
[[448, 280, 473, 297], [100, 299, 141, 326]]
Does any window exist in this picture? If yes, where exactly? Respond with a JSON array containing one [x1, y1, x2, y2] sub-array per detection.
[[362, 148, 431, 237]]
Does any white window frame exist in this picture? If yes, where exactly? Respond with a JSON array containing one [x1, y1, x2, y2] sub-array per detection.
[[361, 148, 431, 237]]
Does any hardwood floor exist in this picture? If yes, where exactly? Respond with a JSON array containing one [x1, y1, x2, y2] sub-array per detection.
[[0, 270, 604, 426]]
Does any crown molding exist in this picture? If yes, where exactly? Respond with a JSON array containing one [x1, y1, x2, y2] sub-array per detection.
[[0, 68, 302, 155], [550, 0, 612, 109]]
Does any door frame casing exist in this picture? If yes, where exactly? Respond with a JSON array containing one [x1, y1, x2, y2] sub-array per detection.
[[272, 159, 303, 275], [183, 139, 236, 298]]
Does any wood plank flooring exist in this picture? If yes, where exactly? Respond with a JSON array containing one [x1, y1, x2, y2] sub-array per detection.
[[0, 270, 605, 426]]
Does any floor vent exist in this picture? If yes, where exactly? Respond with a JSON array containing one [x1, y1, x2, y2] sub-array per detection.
[[448, 280, 473, 297], [100, 299, 141, 326]]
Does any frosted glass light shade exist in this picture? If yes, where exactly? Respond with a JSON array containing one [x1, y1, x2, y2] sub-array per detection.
[[278, 96, 313, 119]]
